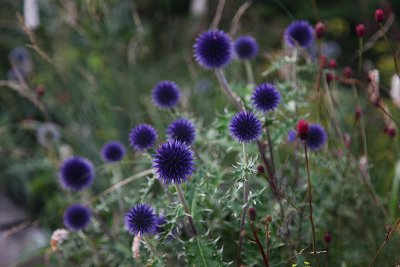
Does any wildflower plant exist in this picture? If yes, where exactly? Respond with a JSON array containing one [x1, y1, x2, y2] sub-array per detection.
[[4, 2, 400, 267]]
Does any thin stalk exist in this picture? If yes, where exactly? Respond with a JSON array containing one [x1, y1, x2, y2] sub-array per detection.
[[237, 143, 250, 267], [358, 38, 363, 76], [143, 235, 157, 257], [265, 124, 276, 180], [175, 184, 198, 236], [215, 69, 245, 110], [244, 61, 255, 85], [249, 220, 269, 267], [378, 23, 400, 80], [304, 144, 321, 267], [368, 220, 400, 267]]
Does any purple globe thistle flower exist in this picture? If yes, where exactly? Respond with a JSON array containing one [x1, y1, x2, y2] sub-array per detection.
[[229, 111, 263, 143], [155, 215, 167, 234], [153, 141, 195, 184], [101, 141, 126, 163], [284, 20, 314, 48], [63, 204, 91, 231], [194, 29, 233, 69], [59, 157, 95, 191], [125, 204, 157, 236], [166, 118, 196, 145], [152, 81, 181, 109], [306, 124, 327, 150], [234, 35, 259, 60], [251, 83, 281, 112], [129, 124, 158, 151]]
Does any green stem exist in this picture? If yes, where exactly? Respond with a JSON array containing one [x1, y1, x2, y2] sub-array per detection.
[[244, 61, 255, 85], [215, 69, 245, 110], [237, 143, 250, 266], [358, 38, 363, 76], [378, 23, 400, 80], [304, 144, 321, 267], [143, 235, 157, 257], [175, 184, 198, 236]]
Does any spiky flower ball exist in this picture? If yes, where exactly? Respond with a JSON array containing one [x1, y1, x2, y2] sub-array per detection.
[[251, 83, 281, 112], [152, 81, 181, 109], [63, 204, 91, 231], [234, 35, 259, 60], [129, 124, 157, 151], [167, 118, 196, 145], [125, 204, 157, 236], [194, 29, 233, 69], [59, 157, 95, 191], [153, 141, 195, 184], [229, 111, 262, 143], [284, 20, 314, 48], [101, 141, 126, 163], [306, 124, 327, 150]]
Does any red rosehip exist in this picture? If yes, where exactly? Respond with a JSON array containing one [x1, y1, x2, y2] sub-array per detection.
[[375, 9, 385, 23], [315, 22, 326, 39], [36, 85, 45, 97], [355, 106, 362, 121], [257, 165, 265, 174], [323, 232, 332, 244], [296, 119, 309, 141], [356, 24, 366, 37]]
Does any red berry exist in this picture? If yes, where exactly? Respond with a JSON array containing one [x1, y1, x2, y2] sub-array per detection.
[[388, 128, 397, 138], [375, 9, 385, 23], [328, 59, 337, 69], [315, 22, 326, 39], [356, 24, 366, 37], [296, 119, 309, 141], [320, 55, 327, 68], [343, 67, 353, 78]]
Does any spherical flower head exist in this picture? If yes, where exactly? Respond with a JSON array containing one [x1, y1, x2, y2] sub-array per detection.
[[251, 83, 281, 112], [234, 35, 259, 60], [229, 111, 262, 143], [129, 124, 158, 151], [153, 141, 195, 184], [59, 157, 95, 191], [152, 81, 181, 109], [167, 118, 196, 145], [306, 124, 327, 150], [284, 20, 314, 48], [194, 29, 233, 69], [296, 119, 309, 141], [101, 141, 126, 163], [63, 204, 91, 231], [355, 24, 366, 37], [125, 204, 157, 236], [314, 22, 326, 39], [375, 9, 385, 23]]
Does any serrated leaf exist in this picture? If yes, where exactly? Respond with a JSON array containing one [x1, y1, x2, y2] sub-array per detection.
[[184, 237, 226, 267]]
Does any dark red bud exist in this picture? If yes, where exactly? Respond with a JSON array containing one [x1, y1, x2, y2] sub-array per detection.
[[355, 106, 362, 121], [249, 208, 256, 221], [257, 165, 265, 174], [343, 67, 353, 78], [356, 24, 366, 37], [326, 73, 334, 84], [315, 22, 326, 39], [323, 232, 332, 244], [375, 9, 385, 23], [320, 55, 327, 68], [328, 59, 337, 69], [296, 119, 309, 141], [36, 85, 45, 97]]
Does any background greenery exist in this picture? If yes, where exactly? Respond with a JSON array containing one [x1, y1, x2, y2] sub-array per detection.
[[1, 0, 400, 266]]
